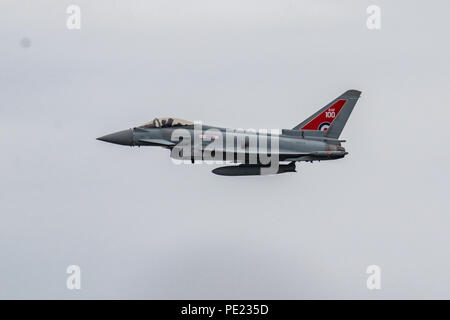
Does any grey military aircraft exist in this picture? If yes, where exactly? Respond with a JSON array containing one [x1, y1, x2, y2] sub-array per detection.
[[97, 90, 361, 176]]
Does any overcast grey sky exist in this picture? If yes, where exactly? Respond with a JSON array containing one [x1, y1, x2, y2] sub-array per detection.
[[0, 0, 449, 299]]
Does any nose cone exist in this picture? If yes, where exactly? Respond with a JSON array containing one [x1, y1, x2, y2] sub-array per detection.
[[97, 129, 134, 146]]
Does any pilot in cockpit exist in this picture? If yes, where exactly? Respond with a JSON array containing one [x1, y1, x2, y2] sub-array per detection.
[[138, 117, 194, 129], [160, 118, 174, 127]]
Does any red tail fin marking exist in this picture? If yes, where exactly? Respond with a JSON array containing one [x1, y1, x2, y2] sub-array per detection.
[[300, 99, 347, 131]]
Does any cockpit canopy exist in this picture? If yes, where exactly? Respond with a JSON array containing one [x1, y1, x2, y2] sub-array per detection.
[[138, 117, 194, 129]]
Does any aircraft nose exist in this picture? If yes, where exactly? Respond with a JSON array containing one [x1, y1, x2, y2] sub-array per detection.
[[97, 129, 134, 146]]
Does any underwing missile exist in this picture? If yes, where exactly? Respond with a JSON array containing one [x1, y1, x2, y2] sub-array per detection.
[[212, 162, 296, 176]]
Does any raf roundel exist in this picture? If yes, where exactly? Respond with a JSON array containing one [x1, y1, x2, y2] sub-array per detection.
[[318, 122, 331, 131]]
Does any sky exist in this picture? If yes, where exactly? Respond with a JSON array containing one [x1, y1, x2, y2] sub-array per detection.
[[0, 0, 449, 299]]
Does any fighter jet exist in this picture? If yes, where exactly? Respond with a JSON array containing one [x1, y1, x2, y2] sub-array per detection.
[[97, 90, 361, 176]]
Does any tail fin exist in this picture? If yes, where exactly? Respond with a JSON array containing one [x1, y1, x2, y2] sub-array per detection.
[[292, 90, 361, 138]]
